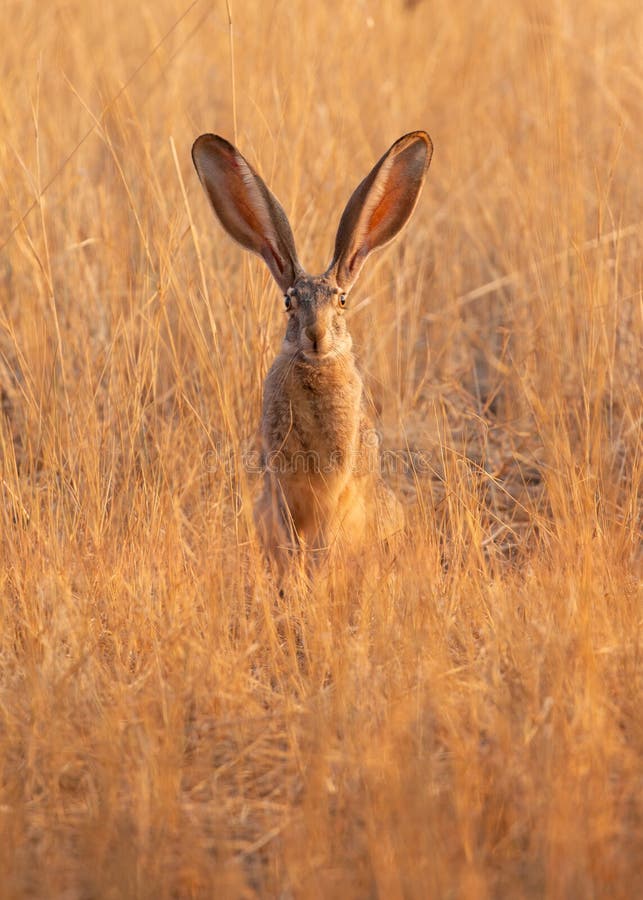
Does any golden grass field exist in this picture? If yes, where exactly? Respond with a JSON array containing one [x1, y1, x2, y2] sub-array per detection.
[[1, 0, 641, 896]]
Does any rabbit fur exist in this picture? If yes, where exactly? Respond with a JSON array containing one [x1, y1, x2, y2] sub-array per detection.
[[192, 130, 433, 567]]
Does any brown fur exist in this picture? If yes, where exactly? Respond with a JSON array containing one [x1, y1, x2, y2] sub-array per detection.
[[255, 280, 380, 560], [192, 131, 433, 568]]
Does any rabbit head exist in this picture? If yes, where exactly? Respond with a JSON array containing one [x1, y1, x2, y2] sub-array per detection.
[[191, 132, 433, 365]]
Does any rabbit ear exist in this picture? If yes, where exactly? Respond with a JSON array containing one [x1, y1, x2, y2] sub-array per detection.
[[192, 134, 303, 292], [328, 131, 432, 290]]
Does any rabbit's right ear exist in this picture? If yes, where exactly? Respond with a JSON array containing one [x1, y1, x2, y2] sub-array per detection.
[[192, 134, 303, 293], [328, 131, 432, 291]]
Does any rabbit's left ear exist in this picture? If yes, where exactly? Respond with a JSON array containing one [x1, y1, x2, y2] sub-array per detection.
[[328, 131, 432, 290]]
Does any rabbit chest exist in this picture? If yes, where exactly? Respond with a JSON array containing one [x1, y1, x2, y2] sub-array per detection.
[[262, 356, 364, 483]]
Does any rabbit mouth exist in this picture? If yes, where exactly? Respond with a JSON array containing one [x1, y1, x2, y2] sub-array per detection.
[[300, 347, 334, 363]]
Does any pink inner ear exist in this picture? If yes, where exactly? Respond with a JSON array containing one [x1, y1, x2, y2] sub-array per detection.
[[230, 181, 259, 233], [367, 180, 407, 237], [220, 143, 239, 166]]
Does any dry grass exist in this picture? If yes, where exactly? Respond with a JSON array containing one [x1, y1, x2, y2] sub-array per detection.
[[0, 0, 641, 897]]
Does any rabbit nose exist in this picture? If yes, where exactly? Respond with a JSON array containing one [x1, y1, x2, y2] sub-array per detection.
[[305, 325, 325, 346]]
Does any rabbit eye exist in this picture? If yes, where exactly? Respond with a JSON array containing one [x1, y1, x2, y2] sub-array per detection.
[[284, 295, 292, 310], [339, 294, 347, 307]]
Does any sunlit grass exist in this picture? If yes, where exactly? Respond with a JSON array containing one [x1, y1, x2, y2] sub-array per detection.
[[0, 0, 640, 896]]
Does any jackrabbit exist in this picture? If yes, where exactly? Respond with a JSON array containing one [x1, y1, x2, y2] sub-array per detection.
[[192, 131, 433, 566]]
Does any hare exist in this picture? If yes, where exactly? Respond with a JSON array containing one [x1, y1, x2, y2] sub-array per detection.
[[192, 131, 433, 567]]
